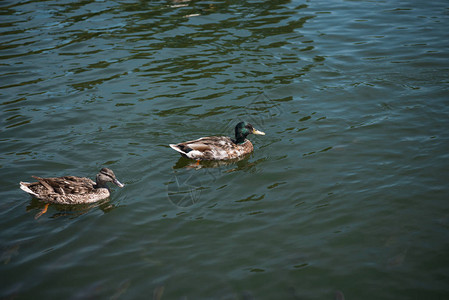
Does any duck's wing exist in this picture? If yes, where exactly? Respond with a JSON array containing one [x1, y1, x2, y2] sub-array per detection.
[[170, 136, 236, 160], [31, 176, 54, 192], [32, 176, 95, 195]]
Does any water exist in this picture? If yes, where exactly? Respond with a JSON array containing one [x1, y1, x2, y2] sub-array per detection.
[[1, 0, 448, 299]]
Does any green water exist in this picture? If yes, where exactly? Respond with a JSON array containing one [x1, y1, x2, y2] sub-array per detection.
[[1, 0, 449, 299]]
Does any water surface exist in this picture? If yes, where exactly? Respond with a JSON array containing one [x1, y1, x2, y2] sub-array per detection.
[[1, 0, 449, 299]]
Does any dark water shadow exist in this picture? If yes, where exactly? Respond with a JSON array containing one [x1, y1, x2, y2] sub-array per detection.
[[167, 154, 267, 208], [171, 153, 257, 170], [25, 197, 120, 219]]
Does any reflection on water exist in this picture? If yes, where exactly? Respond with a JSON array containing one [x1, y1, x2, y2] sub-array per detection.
[[171, 153, 252, 169], [168, 155, 248, 208], [1, 0, 449, 299], [167, 154, 267, 208], [25, 197, 118, 219], [1, 244, 20, 265]]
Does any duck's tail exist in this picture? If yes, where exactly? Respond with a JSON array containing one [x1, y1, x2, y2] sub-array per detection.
[[169, 144, 189, 155], [19, 182, 39, 196]]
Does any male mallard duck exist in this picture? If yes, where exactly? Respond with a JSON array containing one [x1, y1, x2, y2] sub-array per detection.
[[19, 168, 124, 205], [170, 121, 265, 160]]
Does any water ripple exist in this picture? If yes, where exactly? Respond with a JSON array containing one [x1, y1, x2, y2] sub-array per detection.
[[1, 0, 449, 299]]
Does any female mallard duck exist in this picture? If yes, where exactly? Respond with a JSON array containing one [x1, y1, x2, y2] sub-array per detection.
[[19, 168, 124, 205], [170, 121, 265, 160]]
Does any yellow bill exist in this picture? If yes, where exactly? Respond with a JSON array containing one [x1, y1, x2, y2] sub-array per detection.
[[253, 128, 265, 135]]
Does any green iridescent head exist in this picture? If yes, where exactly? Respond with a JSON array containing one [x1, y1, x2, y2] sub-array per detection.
[[234, 121, 265, 144]]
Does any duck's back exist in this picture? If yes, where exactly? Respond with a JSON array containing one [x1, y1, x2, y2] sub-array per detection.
[[20, 176, 109, 204], [171, 136, 253, 160]]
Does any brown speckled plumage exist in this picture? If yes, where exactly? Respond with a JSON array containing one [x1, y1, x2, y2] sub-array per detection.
[[170, 122, 265, 161], [19, 168, 124, 205]]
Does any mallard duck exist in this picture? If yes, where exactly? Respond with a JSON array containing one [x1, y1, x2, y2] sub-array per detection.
[[170, 121, 265, 160], [19, 168, 124, 205]]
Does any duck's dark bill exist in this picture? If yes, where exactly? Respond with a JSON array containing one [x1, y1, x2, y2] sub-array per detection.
[[113, 179, 125, 188]]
